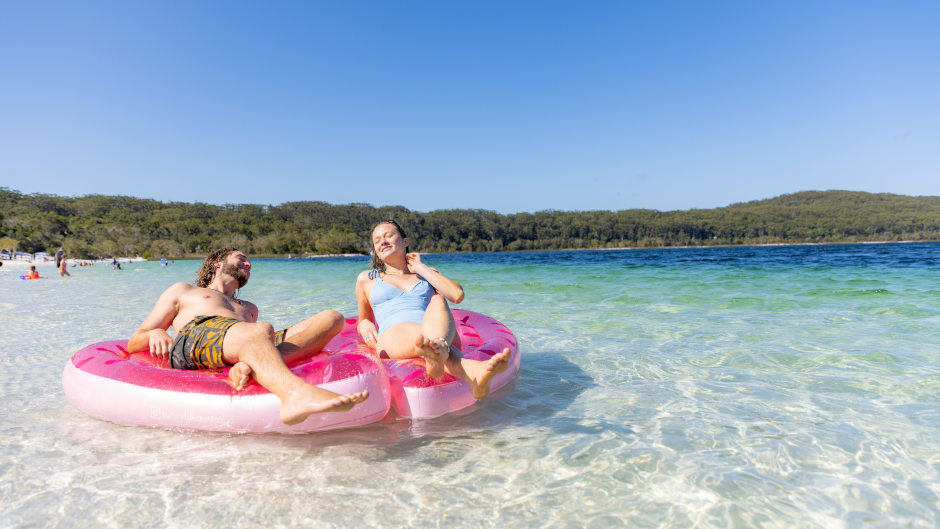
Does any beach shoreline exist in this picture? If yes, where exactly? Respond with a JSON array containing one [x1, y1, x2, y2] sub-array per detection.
[[1, 241, 931, 270], [0, 257, 144, 270]]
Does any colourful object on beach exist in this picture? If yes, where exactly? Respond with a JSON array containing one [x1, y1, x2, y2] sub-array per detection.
[[62, 309, 519, 431], [333, 309, 521, 419], [62, 341, 391, 433]]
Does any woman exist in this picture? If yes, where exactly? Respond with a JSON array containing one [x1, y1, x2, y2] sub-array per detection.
[[58, 256, 71, 277], [355, 220, 511, 398]]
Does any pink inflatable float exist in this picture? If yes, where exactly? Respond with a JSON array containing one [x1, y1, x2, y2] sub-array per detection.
[[63, 309, 519, 431], [330, 309, 521, 419], [62, 341, 391, 433]]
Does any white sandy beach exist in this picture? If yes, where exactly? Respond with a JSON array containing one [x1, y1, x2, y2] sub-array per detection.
[[0, 259, 54, 270], [0, 257, 144, 272]]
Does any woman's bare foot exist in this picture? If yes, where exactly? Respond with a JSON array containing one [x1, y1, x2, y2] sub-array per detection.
[[225, 362, 252, 391], [413, 336, 447, 378], [279, 386, 370, 425], [464, 348, 512, 399]]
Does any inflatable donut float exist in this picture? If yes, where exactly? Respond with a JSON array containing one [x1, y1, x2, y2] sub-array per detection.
[[62, 309, 519, 431], [62, 342, 390, 433]]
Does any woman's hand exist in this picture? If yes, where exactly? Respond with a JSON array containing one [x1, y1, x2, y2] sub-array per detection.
[[405, 252, 424, 270], [406, 253, 464, 304], [358, 319, 379, 349]]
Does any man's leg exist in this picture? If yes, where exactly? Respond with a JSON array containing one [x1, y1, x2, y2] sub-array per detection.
[[227, 310, 344, 389], [277, 310, 344, 364], [222, 320, 368, 425]]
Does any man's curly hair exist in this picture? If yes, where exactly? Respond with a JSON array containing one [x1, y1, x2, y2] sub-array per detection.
[[196, 247, 240, 288]]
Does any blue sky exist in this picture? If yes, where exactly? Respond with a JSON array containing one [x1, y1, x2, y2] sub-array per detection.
[[1, 1, 938, 214]]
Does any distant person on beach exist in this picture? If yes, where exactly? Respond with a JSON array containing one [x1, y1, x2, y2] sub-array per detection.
[[58, 255, 71, 277], [355, 220, 511, 399], [128, 247, 368, 425]]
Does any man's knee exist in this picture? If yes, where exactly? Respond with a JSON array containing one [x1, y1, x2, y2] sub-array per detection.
[[231, 321, 276, 343], [320, 309, 344, 332], [256, 321, 277, 340], [222, 322, 276, 363]]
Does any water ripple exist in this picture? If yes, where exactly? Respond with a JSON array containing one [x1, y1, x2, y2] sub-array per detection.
[[3, 244, 940, 528]]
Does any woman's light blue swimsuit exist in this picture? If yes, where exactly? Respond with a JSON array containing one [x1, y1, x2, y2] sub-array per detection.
[[370, 275, 435, 337]]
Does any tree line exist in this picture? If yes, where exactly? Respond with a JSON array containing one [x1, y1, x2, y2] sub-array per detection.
[[1, 187, 939, 259]]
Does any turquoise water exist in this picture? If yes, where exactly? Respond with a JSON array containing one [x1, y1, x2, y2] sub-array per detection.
[[1, 243, 938, 528]]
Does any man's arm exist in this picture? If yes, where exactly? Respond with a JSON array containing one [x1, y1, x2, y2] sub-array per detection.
[[127, 282, 189, 356]]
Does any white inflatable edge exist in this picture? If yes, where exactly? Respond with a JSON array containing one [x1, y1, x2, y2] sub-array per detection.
[[62, 359, 390, 433]]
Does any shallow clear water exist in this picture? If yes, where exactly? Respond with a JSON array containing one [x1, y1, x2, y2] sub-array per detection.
[[1, 243, 939, 528]]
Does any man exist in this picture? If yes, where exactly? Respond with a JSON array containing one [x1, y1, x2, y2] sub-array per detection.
[[127, 248, 368, 425]]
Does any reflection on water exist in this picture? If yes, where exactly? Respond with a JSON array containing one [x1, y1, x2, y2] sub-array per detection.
[[2, 243, 939, 528]]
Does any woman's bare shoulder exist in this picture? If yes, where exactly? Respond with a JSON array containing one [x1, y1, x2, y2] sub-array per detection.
[[355, 270, 377, 293]]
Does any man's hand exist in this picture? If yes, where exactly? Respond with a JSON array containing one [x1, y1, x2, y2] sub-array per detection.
[[148, 329, 174, 358]]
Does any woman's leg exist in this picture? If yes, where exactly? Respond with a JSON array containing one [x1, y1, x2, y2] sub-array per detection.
[[374, 322, 424, 359], [374, 294, 458, 377], [373, 302, 511, 395], [419, 294, 457, 377], [441, 347, 513, 399], [421, 294, 456, 345]]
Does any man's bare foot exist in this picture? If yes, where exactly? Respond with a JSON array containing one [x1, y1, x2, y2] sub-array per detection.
[[413, 336, 447, 378], [279, 387, 370, 425], [465, 348, 512, 399], [225, 362, 252, 391]]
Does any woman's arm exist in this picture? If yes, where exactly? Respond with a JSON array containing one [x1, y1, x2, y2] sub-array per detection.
[[355, 271, 379, 348], [406, 253, 464, 303]]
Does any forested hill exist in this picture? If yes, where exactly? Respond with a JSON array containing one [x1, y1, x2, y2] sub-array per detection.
[[1, 188, 939, 258]]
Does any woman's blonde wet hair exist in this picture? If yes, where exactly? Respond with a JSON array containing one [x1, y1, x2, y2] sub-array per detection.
[[369, 220, 408, 278]]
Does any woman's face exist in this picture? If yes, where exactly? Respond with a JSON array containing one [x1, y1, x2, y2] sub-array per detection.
[[372, 223, 407, 261]]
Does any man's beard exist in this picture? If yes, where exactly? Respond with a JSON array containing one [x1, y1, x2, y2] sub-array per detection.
[[222, 263, 249, 288]]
